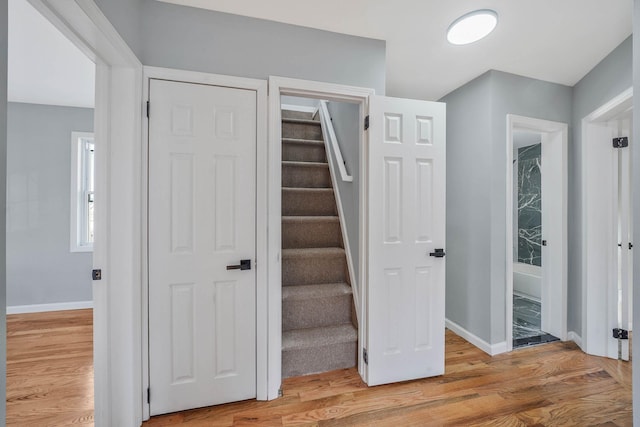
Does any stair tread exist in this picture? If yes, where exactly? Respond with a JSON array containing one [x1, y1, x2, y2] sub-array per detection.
[[282, 160, 329, 167], [282, 138, 324, 145], [282, 324, 357, 351], [282, 215, 339, 222], [282, 247, 345, 258], [282, 282, 352, 301], [282, 187, 333, 193], [282, 118, 321, 126]]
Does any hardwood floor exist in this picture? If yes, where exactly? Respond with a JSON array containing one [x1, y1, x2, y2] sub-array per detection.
[[6, 309, 633, 426], [7, 309, 93, 426]]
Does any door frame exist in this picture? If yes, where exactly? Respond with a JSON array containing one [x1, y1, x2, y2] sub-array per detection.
[[581, 87, 633, 358], [142, 66, 268, 415], [26, 0, 143, 425], [506, 114, 568, 352], [267, 76, 374, 396]]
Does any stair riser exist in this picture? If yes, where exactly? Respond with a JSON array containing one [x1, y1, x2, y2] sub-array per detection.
[[283, 143, 326, 162], [282, 255, 346, 286], [282, 341, 357, 378], [282, 190, 337, 216], [282, 221, 342, 249], [282, 122, 322, 140], [282, 165, 331, 188], [283, 294, 352, 331], [282, 110, 314, 120]]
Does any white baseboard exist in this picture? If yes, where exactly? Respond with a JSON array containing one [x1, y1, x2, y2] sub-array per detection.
[[7, 300, 93, 315], [568, 331, 583, 349], [446, 318, 508, 356]]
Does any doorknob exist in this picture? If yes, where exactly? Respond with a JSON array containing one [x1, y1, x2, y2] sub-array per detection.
[[227, 259, 251, 270], [429, 249, 446, 258]]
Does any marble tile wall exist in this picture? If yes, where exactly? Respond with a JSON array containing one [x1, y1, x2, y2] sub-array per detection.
[[517, 144, 541, 266]]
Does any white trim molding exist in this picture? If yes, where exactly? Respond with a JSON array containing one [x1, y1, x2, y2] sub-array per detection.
[[268, 76, 374, 394], [568, 331, 583, 349], [28, 1, 144, 426], [7, 301, 93, 315], [446, 319, 508, 356], [506, 114, 568, 353]]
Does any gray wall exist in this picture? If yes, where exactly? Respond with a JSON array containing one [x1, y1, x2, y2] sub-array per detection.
[[6, 102, 93, 307], [95, 0, 386, 94], [441, 71, 573, 344], [489, 71, 573, 343], [632, 1, 639, 423], [94, 0, 142, 57], [439, 72, 493, 343], [326, 101, 360, 286], [0, 0, 7, 419], [571, 36, 633, 335]]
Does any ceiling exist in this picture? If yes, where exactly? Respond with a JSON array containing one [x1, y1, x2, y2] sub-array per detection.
[[8, 0, 95, 108], [7, 1, 632, 105], [158, 0, 633, 100]]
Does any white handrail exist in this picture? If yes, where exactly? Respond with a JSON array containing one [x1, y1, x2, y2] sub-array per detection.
[[318, 101, 353, 182]]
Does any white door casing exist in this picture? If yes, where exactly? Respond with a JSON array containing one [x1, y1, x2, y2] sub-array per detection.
[[365, 95, 446, 386], [148, 78, 257, 415], [506, 115, 568, 353]]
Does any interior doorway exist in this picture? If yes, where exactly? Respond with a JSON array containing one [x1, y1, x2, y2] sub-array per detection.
[[506, 115, 568, 352], [582, 88, 633, 361]]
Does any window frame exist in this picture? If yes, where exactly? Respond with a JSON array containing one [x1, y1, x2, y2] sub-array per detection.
[[70, 131, 95, 252]]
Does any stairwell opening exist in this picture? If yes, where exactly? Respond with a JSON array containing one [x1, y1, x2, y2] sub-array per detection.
[[280, 97, 360, 378]]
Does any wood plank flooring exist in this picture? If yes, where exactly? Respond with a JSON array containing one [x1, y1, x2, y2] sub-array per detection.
[[7, 309, 94, 426], [145, 333, 632, 426], [6, 309, 632, 426]]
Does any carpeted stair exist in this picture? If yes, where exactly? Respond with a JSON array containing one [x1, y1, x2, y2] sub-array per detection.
[[281, 109, 357, 378]]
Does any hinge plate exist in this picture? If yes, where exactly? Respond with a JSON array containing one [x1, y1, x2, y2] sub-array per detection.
[[147, 387, 150, 404], [364, 115, 370, 131], [613, 328, 629, 340], [363, 348, 368, 364], [92, 269, 102, 280], [613, 136, 628, 148], [146, 101, 150, 118]]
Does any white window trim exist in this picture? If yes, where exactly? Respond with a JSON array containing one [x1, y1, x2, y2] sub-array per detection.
[[70, 131, 95, 252]]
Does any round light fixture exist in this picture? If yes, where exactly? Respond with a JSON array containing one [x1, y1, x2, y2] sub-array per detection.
[[447, 9, 498, 45]]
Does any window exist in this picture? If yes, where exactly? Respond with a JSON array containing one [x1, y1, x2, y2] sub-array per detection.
[[70, 132, 95, 252]]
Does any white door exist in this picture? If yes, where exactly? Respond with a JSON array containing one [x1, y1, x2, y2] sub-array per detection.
[[365, 95, 446, 386], [540, 130, 567, 340], [148, 79, 257, 415], [613, 116, 633, 361]]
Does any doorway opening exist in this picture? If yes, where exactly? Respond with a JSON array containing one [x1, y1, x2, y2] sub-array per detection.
[[6, 0, 96, 423], [582, 88, 633, 361], [506, 115, 568, 351]]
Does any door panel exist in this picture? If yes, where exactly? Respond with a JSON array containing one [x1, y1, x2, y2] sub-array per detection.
[[366, 95, 446, 386], [148, 79, 257, 415]]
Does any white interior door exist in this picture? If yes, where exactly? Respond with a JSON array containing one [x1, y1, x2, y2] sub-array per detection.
[[148, 78, 257, 415], [365, 95, 446, 386], [615, 115, 632, 361], [540, 130, 567, 340]]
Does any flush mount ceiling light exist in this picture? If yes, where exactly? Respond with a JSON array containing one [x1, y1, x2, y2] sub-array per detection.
[[447, 9, 498, 45]]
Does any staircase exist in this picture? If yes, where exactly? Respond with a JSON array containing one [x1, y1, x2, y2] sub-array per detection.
[[281, 109, 358, 378]]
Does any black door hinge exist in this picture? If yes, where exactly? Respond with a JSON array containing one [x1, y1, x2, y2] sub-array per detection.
[[146, 101, 150, 118], [92, 269, 102, 280], [363, 348, 368, 364], [630, 242, 634, 250], [364, 115, 370, 131], [147, 387, 150, 404], [613, 328, 629, 340], [613, 136, 628, 148]]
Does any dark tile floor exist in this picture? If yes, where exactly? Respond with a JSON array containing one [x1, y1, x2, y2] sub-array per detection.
[[513, 294, 559, 348]]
